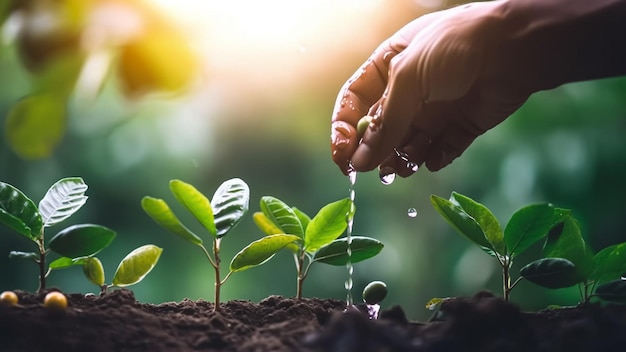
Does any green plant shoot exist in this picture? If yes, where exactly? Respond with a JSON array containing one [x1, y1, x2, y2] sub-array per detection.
[[142, 178, 298, 311], [520, 214, 626, 304], [0, 178, 117, 292], [431, 192, 568, 301], [252, 196, 384, 299], [47, 244, 163, 294]]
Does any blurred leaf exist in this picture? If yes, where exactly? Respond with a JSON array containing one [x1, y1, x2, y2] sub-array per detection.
[[83, 257, 105, 287], [313, 236, 383, 266], [259, 196, 303, 237], [304, 199, 351, 253], [48, 224, 116, 258], [591, 243, 626, 283], [543, 216, 594, 280], [430, 194, 493, 254], [49, 256, 83, 270], [39, 177, 88, 228], [8, 251, 39, 262], [141, 196, 202, 245], [504, 204, 566, 257], [230, 234, 300, 272], [520, 258, 580, 289], [292, 207, 311, 232], [211, 178, 249, 238], [595, 280, 626, 303], [0, 181, 42, 240], [451, 192, 505, 255], [5, 94, 66, 159], [32, 52, 84, 96], [169, 180, 216, 237], [112, 245, 163, 287]]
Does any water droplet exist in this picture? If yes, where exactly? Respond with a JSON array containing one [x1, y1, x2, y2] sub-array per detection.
[[407, 162, 419, 172], [408, 208, 418, 218], [380, 172, 396, 185]]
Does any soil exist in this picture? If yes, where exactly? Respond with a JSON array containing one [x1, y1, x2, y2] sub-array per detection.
[[1, 289, 626, 352]]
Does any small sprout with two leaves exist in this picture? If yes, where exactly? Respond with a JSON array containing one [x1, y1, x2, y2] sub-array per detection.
[[49, 244, 163, 295], [143, 178, 297, 312], [0, 178, 120, 292], [253, 196, 384, 299], [431, 192, 569, 301], [520, 214, 626, 304]]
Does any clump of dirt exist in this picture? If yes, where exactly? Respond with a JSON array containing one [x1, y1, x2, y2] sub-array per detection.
[[1, 289, 626, 352]]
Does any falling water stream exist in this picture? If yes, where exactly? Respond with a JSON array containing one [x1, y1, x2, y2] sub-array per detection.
[[345, 168, 357, 306]]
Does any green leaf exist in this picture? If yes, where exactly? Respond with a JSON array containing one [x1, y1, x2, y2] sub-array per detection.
[[49, 256, 84, 270], [39, 177, 88, 227], [48, 224, 116, 258], [211, 178, 249, 238], [451, 192, 505, 255], [520, 258, 580, 289], [253, 212, 283, 235], [313, 236, 383, 266], [5, 94, 66, 159], [83, 257, 105, 287], [591, 243, 626, 283], [229, 234, 301, 272], [304, 199, 352, 253], [8, 251, 39, 262], [112, 245, 163, 287], [292, 207, 311, 232], [595, 280, 626, 303], [169, 180, 216, 237], [504, 204, 566, 257], [430, 194, 492, 253], [0, 181, 43, 241], [141, 196, 202, 245], [259, 196, 303, 237], [543, 216, 594, 280]]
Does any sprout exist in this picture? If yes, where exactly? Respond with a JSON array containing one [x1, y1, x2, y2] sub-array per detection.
[[363, 281, 387, 305]]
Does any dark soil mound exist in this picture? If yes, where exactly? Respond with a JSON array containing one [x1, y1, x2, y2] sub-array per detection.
[[1, 289, 626, 351]]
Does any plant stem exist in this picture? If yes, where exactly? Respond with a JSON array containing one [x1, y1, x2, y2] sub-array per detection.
[[502, 259, 512, 301], [296, 251, 306, 299], [212, 238, 222, 312], [37, 238, 46, 293]]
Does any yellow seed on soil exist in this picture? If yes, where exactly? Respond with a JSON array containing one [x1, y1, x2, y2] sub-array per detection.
[[44, 291, 67, 310], [0, 291, 18, 305], [357, 115, 373, 137]]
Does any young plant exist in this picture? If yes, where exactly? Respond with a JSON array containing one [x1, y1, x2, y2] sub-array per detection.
[[142, 178, 299, 311], [48, 244, 163, 294], [520, 214, 626, 304], [431, 192, 568, 301], [252, 196, 384, 299], [0, 178, 116, 292]]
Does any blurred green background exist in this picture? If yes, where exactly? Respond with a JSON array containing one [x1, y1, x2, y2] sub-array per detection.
[[1, 0, 626, 321]]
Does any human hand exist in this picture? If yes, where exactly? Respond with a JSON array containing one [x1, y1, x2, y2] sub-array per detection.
[[330, 1, 532, 177]]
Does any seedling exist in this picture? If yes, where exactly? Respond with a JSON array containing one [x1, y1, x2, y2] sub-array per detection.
[[431, 192, 568, 301], [48, 244, 163, 295], [142, 178, 300, 311], [0, 178, 117, 292], [520, 214, 626, 304], [253, 196, 384, 299]]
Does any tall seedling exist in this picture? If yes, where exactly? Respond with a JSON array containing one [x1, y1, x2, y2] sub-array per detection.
[[431, 192, 568, 301], [142, 179, 301, 311]]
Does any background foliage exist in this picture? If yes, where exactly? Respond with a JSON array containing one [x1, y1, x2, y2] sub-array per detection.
[[1, 0, 625, 321]]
